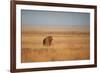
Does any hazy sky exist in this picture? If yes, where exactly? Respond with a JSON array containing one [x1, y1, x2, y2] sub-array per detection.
[[21, 10, 90, 31]]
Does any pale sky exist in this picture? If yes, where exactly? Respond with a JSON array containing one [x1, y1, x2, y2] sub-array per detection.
[[21, 10, 90, 31]]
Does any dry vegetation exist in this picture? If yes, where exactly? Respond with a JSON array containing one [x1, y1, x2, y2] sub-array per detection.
[[21, 31, 90, 63]]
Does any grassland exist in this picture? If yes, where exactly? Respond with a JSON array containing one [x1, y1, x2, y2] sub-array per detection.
[[21, 30, 90, 63]]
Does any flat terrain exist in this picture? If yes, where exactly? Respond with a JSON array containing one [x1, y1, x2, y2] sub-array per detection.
[[21, 31, 90, 63]]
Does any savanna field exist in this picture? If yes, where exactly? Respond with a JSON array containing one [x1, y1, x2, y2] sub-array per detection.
[[21, 30, 90, 63]]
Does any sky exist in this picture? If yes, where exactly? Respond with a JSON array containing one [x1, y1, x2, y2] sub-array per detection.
[[21, 10, 90, 31]]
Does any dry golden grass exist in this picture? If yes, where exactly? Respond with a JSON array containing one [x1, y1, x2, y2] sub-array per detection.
[[21, 31, 90, 63]]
